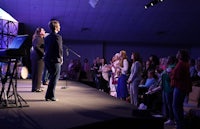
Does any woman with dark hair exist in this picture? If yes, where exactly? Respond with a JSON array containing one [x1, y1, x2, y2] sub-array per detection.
[[30, 27, 46, 92], [161, 56, 177, 125], [170, 49, 192, 129], [127, 52, 143, 107]]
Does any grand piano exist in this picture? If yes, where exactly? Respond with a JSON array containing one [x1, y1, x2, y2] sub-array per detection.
[[0, 35, 29, 108]]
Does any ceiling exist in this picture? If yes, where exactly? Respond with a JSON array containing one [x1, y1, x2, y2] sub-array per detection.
[[0, 0, 200, 45]]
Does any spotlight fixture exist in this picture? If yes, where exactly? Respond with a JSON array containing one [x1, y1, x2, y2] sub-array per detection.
[[144, 0, 164, 9]]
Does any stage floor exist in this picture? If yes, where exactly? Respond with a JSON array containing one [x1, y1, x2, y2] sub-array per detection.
[[0, 79, 139, 129]]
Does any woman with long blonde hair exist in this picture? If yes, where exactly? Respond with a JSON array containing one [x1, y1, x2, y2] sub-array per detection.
[[116, 50, 129, 100]]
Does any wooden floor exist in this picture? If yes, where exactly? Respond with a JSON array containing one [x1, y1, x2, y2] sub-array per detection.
[[0, 79, 169, 129]]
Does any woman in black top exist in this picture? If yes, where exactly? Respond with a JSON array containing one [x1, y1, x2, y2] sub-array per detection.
[[30, 27, 46, 92]]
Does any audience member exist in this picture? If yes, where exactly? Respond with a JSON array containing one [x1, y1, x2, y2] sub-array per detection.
[[139, 70, 157, 90], [116, 50, 129, 101], [170, 49, 192, 129], [149, 54, 160, 70], [109, 53, 120, 97], [138, 70, 159, 111], [147, 56, 177, 124], [161, 56, 176, 125], [141, 59, 152, 84], [127, 52, 143, 107], [81, 58, 92, 81], [91, 57, 101, 89], [189, 58, 198, 82]]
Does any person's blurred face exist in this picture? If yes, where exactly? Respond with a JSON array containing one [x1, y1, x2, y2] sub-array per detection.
[[40, 28, 46, 36], [131, 54, 134, 60], [56, 23, 61, 32], [146, 60, 150, 67]]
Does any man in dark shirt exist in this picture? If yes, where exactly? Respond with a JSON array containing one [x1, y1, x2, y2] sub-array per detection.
[[44, 20, 63, 101]]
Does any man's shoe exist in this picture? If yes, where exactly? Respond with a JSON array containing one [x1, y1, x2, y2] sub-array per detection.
[[45, 98, 58, 101], [36, 89, 44, 92]]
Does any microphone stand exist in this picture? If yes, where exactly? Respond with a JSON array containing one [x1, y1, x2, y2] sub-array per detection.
[[67, 48, 81, 58], [61, 47, 81, 89]]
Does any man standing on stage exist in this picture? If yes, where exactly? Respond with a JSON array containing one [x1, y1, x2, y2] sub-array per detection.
[[44, 19, 63, 101]]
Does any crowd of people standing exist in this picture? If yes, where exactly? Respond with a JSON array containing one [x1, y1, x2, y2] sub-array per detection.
[[89, 49, 194, 129]]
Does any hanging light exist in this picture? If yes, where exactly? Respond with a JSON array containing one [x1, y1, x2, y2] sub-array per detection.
[[144, 0, 164, 9]]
